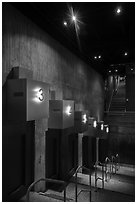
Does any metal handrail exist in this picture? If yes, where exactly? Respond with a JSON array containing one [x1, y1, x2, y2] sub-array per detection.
[[107, 90, 115, 112], [26, 178, 67, 202], [95, 161, 105, 189], [75, 165, 92, 202], [105, 157, 112, 181], [116, 154, 120, 171], [111, 155, 117, 174]]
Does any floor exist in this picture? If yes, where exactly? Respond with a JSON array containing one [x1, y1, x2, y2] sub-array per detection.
[[20, 165, 135, 202]]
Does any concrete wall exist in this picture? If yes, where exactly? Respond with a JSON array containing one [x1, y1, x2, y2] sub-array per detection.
[[2, 3, 104, 193]]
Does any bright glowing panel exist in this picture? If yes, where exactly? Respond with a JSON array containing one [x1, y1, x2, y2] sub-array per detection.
[[106, 126, 109, 133], [65, 105, 72, 116], [82, 114, 87, 123], [33, 88, 44, 102], [93, 120, 97, 128], [101, 124, 104, 130]]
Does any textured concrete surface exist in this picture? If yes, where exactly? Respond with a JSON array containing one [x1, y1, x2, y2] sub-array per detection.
[[3, 4, 104, 193]]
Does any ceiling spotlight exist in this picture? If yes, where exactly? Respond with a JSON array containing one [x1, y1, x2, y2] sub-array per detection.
[[94, 56, 97, 59], [109, 70, 111, 73], [115, 69, 118, 72], [124, 52, 128, 56], [63, 21, 68, 26], [116, 7, 121, 14], [98, 55, 101, 59], [72, 15, 76, 22]]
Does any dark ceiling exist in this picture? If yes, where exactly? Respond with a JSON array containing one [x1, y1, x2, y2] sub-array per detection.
[[9, 2, 135, 77]]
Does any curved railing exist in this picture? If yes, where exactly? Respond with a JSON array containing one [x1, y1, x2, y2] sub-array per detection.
[[105, 157, 112, 181], [75, 165, 92, 202], [116, 154, 120, 171], [94, 161, 105, 189], [26, 178, 67, 202]]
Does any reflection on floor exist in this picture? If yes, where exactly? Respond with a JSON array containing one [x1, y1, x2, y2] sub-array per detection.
[[20, 165, 135, 202]]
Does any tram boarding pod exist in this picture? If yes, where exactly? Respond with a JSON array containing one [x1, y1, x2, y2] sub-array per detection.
[[74, 111, 89, 133], [48, 100, 74, 129], [7, 79, 49, 121], [47, 100, 76, 182]]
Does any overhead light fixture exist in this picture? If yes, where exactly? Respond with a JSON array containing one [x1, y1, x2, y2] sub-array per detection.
[[124, 52, 128, 56], [115, 69, 118, 72], [72, 15, 76, 22], [63, 21, 68, 26], [116, 7, 122, 15], [109, 70, 111, 73], [98, 55, 101, 59], [94, 56, 97, 59]]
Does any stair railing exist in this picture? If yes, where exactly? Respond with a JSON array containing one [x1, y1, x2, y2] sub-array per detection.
[[111, 155, 117, 174], [94, 161, 105, 189], [26, 178, 67, 202], [116, 154, 120, 171], [75, 165, 92, 202], [107, 90, 114, 112], [104, 157, 112, 181]]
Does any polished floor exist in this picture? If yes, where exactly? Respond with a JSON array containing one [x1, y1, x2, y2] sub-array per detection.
[[20, 165, 135, 202]]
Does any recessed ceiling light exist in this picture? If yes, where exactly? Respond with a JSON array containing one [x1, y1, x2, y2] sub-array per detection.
[[117, 8, 121, 14], [124, 52, 128, 56], [63, 21, 68, 26]]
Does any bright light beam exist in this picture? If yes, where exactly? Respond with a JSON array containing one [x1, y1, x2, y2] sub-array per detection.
[[67, 6, 83, 52]]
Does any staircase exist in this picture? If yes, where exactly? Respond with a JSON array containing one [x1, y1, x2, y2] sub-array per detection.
[[109, 97, 126, 112], [109, 80, 126, 112], [104, 80, 135, 165]]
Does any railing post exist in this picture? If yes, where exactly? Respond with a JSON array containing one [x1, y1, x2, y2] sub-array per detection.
[[64, 187, 66, 202], [95, 162, 97, 188], [89, 170, 92, 202], [75, 171, 78, 202], [102, 165, 104, 189]]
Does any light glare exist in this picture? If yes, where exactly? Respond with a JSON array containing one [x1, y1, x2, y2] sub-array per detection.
[[117, 8, 121, 14], [124, 52, 128, 56], [63, 21, 67, 26], [82, 114, 87, 124], [93, 120, 97, 128], [72, 15, 76, 22], [101, 124, 104, 130], [65, 105, 72, 116]]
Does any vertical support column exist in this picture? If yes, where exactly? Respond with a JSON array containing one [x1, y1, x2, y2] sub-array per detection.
[[78, 133, 83, 172], [34, 118, 48, 192], [95, 137, 99, 188], [96, 137, 99, 164]]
